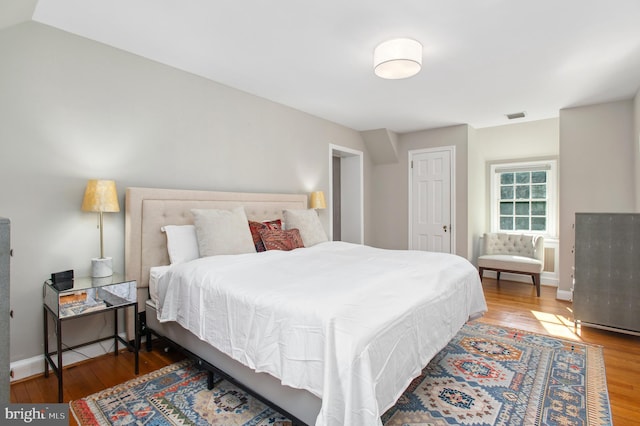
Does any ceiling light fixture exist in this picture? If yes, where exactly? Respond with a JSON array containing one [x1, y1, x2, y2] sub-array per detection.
[[374, 38, 422, 79]]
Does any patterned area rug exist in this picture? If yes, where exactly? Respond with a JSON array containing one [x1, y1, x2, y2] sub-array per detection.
[[382, 322, 611, 426], [70, 322, 612, 425], [70, 362, 291, 426]]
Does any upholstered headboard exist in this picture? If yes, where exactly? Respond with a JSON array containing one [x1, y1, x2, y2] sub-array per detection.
[[125, 187, 308, 310]]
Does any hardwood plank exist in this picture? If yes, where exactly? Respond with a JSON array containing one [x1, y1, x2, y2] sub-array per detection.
[[10, 381, 28, 403], [11, 279, 640, 425]]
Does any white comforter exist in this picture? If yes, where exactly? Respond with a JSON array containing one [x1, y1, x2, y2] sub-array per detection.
[[155, 241, 487, 426]]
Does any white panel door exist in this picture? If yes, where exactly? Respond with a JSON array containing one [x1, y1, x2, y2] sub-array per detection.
[[410, 149, 452, 253]]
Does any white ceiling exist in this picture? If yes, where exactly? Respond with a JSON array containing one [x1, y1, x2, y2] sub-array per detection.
[[28, 0, 640, 133]]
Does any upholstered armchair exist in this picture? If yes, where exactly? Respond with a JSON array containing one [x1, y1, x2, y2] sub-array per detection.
[[477, 233, 544, 296]]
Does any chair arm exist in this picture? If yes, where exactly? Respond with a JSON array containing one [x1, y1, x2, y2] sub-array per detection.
[[534, 236, 545, 263]]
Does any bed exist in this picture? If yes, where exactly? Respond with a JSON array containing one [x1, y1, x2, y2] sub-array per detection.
[[124, 187, 487, 426]]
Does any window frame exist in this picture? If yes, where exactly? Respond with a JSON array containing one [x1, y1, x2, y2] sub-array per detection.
[[490, 159, 557, 237]]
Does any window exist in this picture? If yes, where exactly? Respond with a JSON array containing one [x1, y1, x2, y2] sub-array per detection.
[[490, 159, 557, 236]]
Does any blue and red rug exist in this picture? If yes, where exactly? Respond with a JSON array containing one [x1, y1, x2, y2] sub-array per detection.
[[70, 322, 612, 425]]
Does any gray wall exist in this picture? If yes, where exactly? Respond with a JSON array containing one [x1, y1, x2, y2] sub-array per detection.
[[559, 99, 636, 295], [635, 91, 640, 211], [370, 124, 470, 257], [0, 22, 370, 368], [466, 125, 483, 262]]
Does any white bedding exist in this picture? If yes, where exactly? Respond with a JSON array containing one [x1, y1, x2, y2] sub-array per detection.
[[149, 265, 171, 306], [155, 241, 487, 426]]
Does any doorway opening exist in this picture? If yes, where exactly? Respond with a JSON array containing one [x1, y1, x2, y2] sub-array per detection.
[[330, 145, 364, 244]]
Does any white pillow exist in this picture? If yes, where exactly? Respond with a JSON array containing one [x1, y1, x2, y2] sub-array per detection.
[[192, 207, 256, 256], [161, 225, 200, 264], [283, 209, 328, 247]]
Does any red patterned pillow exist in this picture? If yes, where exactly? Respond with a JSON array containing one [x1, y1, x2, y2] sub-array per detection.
[[259, 228, 305, 251], [248, 220, 282, 252], [285, 228, 304, 249]]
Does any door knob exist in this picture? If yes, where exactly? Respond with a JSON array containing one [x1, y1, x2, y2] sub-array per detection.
[[443, 225, 448, 232]]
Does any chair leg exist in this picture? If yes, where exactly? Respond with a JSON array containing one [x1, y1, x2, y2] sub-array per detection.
[[532, 273, 541, 297], [496, 271, 501, 282]]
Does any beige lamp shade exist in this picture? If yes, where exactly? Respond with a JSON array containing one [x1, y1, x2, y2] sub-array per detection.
[[82, 179, 119, 275], [82, 179, 120, 213], [310, 191, 326, 209]]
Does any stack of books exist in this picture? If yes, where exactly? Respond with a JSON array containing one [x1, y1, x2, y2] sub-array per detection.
[[59, 291, 106, 318]]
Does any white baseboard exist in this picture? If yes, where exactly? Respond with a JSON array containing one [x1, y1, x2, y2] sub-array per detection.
[[10, 332, 130, 383], [556, 289, 573, 301]]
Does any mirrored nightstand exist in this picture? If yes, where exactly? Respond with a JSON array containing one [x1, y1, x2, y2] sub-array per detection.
[[43, 274, 139, 402]]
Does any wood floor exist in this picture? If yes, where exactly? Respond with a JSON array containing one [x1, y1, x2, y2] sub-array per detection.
[[11, 278, 640, 425]]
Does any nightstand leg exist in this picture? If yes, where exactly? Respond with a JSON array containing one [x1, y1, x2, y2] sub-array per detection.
[[134, 304, 139, 374], [114, 309, 119, 356], [56, 317, 63, 403]]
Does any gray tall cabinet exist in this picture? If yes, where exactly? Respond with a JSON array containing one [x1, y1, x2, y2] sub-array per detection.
[[0, 218, 9, 402], [574, 213, 640, 334]]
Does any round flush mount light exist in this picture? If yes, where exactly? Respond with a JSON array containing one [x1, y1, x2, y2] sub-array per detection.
[[374, 38, 423, 79]]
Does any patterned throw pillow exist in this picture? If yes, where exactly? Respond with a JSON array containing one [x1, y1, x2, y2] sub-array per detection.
[[259, 228, 305, 251], [248, 220, 282, 252]]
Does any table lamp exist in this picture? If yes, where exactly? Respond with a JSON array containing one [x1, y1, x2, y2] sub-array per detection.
[[82, 179, 120, 277], [310, 191, 326, 210]]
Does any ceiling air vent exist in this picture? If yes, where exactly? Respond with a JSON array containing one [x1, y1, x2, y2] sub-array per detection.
[[506, 111, 526, 120]]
